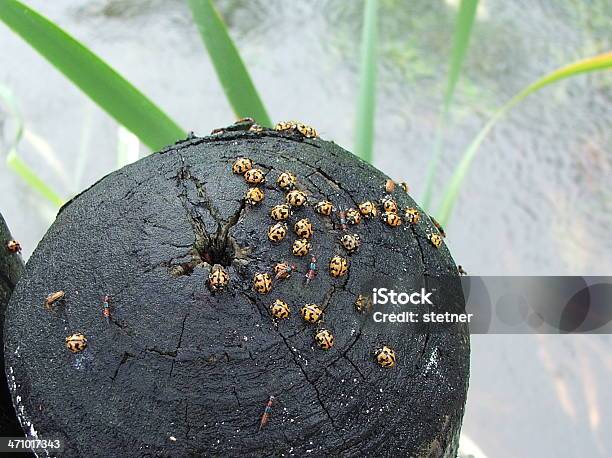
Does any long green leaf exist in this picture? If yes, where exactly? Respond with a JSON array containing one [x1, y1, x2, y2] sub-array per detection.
[[0, 84, 24, 154], [421, 0, 479, 210], [7, 150, 64, 207], [436, 51, 612, 226], [0, 0, 185, 151], [354, 0, 378, 163], [188, 0, 272, 127], [0, 84, 63, 206]]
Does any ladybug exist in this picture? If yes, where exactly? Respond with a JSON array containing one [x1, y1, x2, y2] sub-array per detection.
[[359, 201, 378, 218], [6, 240, 21, 253], [384, 179, 395, 193], [300, 303, 323, 323], [245, 187, 265, 205], [399, 182, 410, 193], [270, 299, 291, 319], [270, 204, 292, 221], [428, 233, 443, 249], [340, 234, 361, 253], [382, 212, 402, 228], [430, 216, 446, 238], [65, 333, 87, 353], [286, 190, 307, 207], [274, 262, 296, 280], [274, 120, 296, 131], [355, 294, 373, 313], [274, 121, 318, 138], [44, 290, 65, 310], [405, 207, 420, 224], [244, 168, 265, 184], [276, 171, 297, 190], [249, 124, 264, 133], [294, 218, 313, 239], [208, 265, 229, 291], [232, 157, 253, 174], [314, 200, 333, 216], [374, 345, 397, 368], [267, 223, 288, 242], [381, 196, 398, 214], [296, 123, 318, 138], [329, 256, 348, 277], [253, 273, 273, 294], [292, 239, 311, 257], [346, 208, 361, 225], [314, 329, 334, 350]]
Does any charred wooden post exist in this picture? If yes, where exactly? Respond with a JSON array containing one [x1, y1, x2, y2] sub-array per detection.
[[5, 124, 469, 456], [0, 213, 25, 436]]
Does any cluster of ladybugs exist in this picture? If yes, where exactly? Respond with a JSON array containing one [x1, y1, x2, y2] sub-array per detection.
[[270, 300, 335, 350], [373, 179, 445, 248], [230, 155, 351, 282], [227, 155, 350, 352], [225, 153, 448, 369], [211, 118, 318, 139]]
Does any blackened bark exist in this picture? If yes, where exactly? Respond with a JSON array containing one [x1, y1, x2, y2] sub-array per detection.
[[4, 127, 469, 457], [0, 212, 25, 436]]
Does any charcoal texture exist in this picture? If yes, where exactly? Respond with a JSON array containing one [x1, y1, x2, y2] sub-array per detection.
[[5, 128, 469, 457], [0, 213, 24, 436]]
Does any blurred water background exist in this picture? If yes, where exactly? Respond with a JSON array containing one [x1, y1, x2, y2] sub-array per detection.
[[1, 0, 611, 456]]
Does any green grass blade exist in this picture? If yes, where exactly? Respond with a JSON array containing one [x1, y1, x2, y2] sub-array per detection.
[[1, 83, 64, 206], [0, 0, 185, 151], [441, 0, 479, 114], [354, 0, 378, 163], [0, 83, 24, 151], [436, 51, 612, 226], [188, 0, 272, 127], [6, 149, 64, 207], [23, 127, 72, 189], [421, 0, 479, 210]]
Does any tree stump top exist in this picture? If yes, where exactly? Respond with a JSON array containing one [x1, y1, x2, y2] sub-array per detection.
[[5, 128, 469, 456]]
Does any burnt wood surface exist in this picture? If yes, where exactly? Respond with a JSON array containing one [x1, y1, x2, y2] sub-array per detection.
[[4, 128, 469, 457], [0, 212, 25, 436]]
